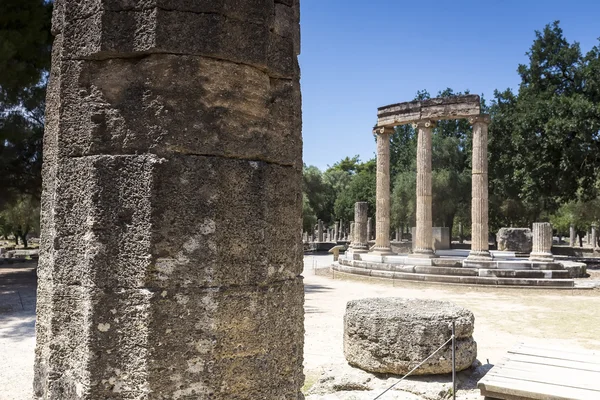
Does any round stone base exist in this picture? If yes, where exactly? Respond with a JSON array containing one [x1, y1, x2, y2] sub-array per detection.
[[344, 298, 477, 375]]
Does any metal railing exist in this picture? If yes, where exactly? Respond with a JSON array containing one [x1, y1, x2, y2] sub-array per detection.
[[374, 321, 457, 400]]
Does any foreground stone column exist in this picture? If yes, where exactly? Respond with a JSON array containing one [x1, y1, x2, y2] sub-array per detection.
[[371, 127, 394, 254], [35, 2, 304, 398], [413, 120, 436, 258], [468, 115, 492, 260], [367, 217, 373, 242], [530, 223, 554, 262], [351, 202, 369, 253]]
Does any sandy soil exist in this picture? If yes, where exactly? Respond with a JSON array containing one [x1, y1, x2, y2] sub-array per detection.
[[303, 255, 600, 399]]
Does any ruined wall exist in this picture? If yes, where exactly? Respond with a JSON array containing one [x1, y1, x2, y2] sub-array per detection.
[[35, 1, 304, 398]]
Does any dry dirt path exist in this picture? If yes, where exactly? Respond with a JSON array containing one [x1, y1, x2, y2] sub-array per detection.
[[303, 254, 600, 399]]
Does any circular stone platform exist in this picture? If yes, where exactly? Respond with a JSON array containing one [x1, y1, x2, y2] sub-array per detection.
[[344, 298, 476, 375]]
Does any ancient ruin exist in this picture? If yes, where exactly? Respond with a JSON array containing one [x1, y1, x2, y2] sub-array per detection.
[[35, 1, 304, 398], [344, 298, 477, 375]]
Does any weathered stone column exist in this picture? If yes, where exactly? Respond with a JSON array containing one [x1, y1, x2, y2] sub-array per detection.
[[349, 222, 355, 245], [351, 202, 369, 253], [592, 224, 597, 250], [371, 127, 394, 254], [35, 1, 304, 398], [530, 223, 554, 262], [317, 220, 324, 242], [413, 120, 436, 258], [367, 217, 372, 242], [334, 222, 339, 242], [467, 115, 492, 260], [570, 225, 576, 247], [459, 222, 464, 244]]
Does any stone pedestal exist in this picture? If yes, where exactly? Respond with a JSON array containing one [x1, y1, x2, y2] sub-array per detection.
[[318, 220, 324, 242], [34, 2, 304, 398], [351, 202, 369, 253], [413, 121, 436, 258], [371, 127, 394, 255], [530, 223, 554, 262], [467, 115, 491, 260]]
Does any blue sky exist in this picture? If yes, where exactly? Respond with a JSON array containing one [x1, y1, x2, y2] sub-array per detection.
[[299, 0, 600, 170]]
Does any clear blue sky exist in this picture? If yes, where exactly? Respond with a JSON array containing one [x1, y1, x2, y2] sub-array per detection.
[[299, 0, 600, 170]]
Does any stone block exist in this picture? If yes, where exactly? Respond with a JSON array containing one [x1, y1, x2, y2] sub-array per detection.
[[42, 155, 302, 289], [54, 57, 301, 167], [344, 298, 476, 375], [497, 228, 532, 253], [35, 279, 304, 399]]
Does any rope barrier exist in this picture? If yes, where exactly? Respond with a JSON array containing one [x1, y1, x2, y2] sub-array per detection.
[[373, 335, 454, 400]]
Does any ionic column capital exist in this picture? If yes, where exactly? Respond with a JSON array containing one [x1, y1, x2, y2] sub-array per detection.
[[373, 126, 395, 135], [469, 114, 491, 125], [412, 120, 437, 129]]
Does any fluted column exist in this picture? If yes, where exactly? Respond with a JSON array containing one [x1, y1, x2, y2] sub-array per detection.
[[467, 114, 492, 260], [352, 202, 369, 253], [367, 217, 373, 241], [413, 120, 436, 258], [371, 127, 394, 254], [530, 222, 554, 261], [569, 225, 576, 247]]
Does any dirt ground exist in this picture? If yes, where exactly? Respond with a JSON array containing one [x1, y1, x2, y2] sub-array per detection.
[[1, 257, 600, 399]]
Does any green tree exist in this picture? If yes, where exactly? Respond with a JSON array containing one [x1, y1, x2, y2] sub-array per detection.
[[1, 195, 40, 247], [0, 0, 52, 201]]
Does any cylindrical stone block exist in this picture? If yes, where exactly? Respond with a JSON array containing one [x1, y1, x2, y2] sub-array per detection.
[[352, 202, 369, 253], [530, 222, 554, 261], [372, 128, 394, 254], [34, 2, 304, 399], [467, 115, 491, 260], [413, 121, 435, 257]]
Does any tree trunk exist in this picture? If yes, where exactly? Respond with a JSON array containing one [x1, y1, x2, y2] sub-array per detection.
[[13, 233, 19, 246], [21, 234, 28, 249]]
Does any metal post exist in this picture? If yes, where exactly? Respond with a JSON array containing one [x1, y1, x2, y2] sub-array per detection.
[[452, 320, 456, 400]]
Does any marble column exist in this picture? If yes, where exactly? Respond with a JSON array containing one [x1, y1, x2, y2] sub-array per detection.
[[349, 222, 355, 245], [367, 217, 372, 241], [371, 127, 394, 254], [351, 202, 369, 253], [467, 114, 492, 260], [458, 222, 464, 244], [592, 225, 597, 250], [530, 222, 554, 262], [569, 225, 576, 247], [413, 120, 436, 258], [334, 222, 338, 243]]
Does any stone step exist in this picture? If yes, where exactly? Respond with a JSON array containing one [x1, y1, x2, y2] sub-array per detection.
[[333, 264, 575, 288], [340, 260, 570, 279]]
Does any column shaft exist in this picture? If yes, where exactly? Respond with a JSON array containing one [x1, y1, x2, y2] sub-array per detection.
[[530, 222, 554, 261], [414, 121, 436, 257], [351, 202, 369, 253], [372, 128, 394, 254], [468, 115, 491, 259]]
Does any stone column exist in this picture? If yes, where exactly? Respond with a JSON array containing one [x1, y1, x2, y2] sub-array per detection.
[[349, 222, 355, 245], [413, 120, 436, 258], [317, 220, 324, 242], [459, 222, 464, 244], [467, 115, 492, 260], [334, 222, 339, 242], [367, 217, 372, 242], [371, 127, 394, 254], [592, 224, 597, 250], [570, 225, 576, 247], [34, 1, 304, 398], [352, 202, 369, 253], [530, 223, 554, 262]]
